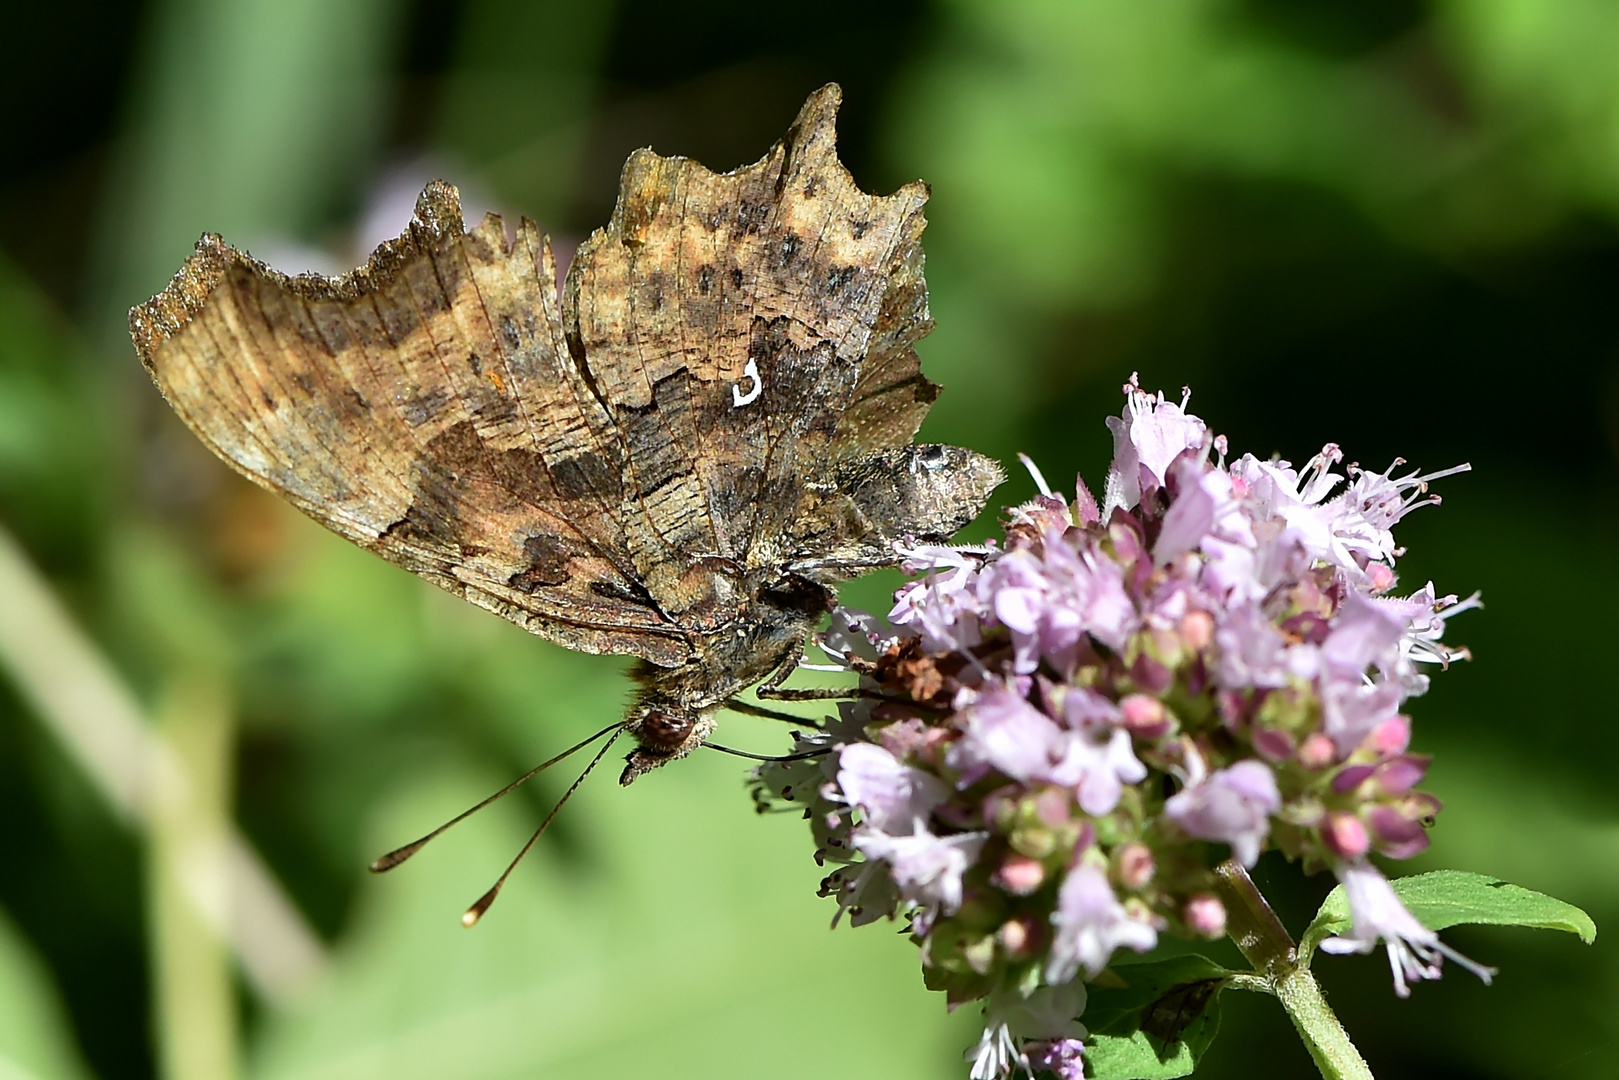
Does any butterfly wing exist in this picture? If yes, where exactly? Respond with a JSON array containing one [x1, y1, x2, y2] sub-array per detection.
[[130, 185, 692, 667], [562, 84, 946, 590]]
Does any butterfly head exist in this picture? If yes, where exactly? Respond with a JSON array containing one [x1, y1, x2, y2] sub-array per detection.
[[619, 696, 718, 785]]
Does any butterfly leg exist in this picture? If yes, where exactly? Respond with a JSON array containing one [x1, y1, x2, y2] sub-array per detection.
[[755, 685, 863, 702], [722, 698, 824, 729], [753, 639, 861, 703]]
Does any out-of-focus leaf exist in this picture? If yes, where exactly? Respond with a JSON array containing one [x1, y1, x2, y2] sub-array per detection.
[[1300, 870, 1596, 966], [93, 0, 408, 344], [1440, 0, 1619, 219], [247, 745, 975, 1080], [0, 257, 106, 549], [434, 0, 617, 225], [888, 0, 1453, 448], [0, 908, 95, 1080]]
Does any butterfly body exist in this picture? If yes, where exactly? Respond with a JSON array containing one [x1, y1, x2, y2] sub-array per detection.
[[130, 85, 1002, 781]]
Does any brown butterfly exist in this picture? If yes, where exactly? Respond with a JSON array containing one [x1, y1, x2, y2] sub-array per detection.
[[130, 85, 1000, 902]]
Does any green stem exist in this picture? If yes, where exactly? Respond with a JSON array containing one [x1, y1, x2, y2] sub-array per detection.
[[1214, 862, 1372, 1080], [150, 672, 239, 1080]]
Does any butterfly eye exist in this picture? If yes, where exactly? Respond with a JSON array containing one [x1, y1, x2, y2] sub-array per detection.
[[639, 709, 695, 751], [916, 445, 949, 472]]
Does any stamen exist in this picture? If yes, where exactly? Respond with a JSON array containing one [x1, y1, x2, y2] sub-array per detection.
[[1017, 453, 1053, 498]]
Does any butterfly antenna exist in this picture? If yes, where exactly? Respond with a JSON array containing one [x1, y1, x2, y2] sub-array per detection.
[[461, 728, 622, 928], [369, 721, 623, 873]]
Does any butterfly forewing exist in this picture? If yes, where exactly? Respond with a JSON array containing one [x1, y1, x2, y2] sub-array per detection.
[[132, 187, 691, 666]]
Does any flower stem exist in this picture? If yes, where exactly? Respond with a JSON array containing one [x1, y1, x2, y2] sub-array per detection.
[[1214, 862, 1373, 1080]]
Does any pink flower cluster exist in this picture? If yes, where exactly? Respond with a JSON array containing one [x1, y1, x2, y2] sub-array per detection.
[[752, 377, 1484, 1079]]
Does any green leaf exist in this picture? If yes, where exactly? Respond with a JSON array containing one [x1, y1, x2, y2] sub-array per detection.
[[1081, 955, 1234, 1080], [1300, 869, 1597, 965], [0, 907, 96, 1080]]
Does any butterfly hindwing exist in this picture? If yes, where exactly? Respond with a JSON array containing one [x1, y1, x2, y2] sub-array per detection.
[[563, 84, 940, 588]]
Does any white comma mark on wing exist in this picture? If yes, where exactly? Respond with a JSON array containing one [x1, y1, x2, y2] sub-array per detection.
[[732, 358, 762, 408]]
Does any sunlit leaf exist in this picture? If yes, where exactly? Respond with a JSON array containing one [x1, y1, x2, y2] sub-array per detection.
[[1300, 870, 1596, 965]]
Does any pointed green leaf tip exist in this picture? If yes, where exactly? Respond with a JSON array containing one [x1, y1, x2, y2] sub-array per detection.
[[1300, 869, 1596, 965], [1084, 955, 1236, 1080]]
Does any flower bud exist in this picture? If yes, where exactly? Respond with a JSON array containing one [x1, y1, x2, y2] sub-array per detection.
[[1252, 727, 1295, 762], [1368, 804, 1433, 859], [1298, 732, 1337, 770], [1184, 894, 1227, 939], [1180, 610, 1215, 651], [1322, 812, 1370, 860], [1116, 842, 1156, 889], [1010, 826, 1057, 859], [1034, 787, 1072, 828], [1371, 755, 1428, 796], [1120, 694, 1170, 739], [997, 915, 1038, 957], [1368, 715, 1412, 758], [1130, 652, 1173, 695], [993, 853, 1047, 896]]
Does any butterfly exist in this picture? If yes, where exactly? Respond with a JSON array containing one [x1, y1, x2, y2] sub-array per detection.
[[129, 83, 1002, 794]]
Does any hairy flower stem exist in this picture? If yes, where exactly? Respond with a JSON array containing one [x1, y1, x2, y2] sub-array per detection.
[[1214, 862, 1373, 1080]]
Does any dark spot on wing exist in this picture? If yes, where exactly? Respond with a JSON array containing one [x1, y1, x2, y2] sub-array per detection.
[[499, 315, 522, 351], [778, 235, 800, 269], [427, 420, 484, 474], [552, 450, 615, 500], [738, 201, 769, 234], [590, 578, 661, 610], [825, 265, 856, 291], [509, 533, 571, 592]]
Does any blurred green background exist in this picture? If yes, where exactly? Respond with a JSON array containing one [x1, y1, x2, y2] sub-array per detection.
[[1, 1, 1615, 1077]]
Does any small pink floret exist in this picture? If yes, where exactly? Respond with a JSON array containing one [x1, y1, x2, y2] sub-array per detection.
[[1180, 610, 1215, 651], [1117, 842, 1156, 889], [1184, 893, 1227, 938], [1120, 694, 1169, 738], [1368, 715, 1411, 757], [995, 854, 1048, 896], [1298, 732, 1338, 770], [1323, 813, 1371, 860]]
